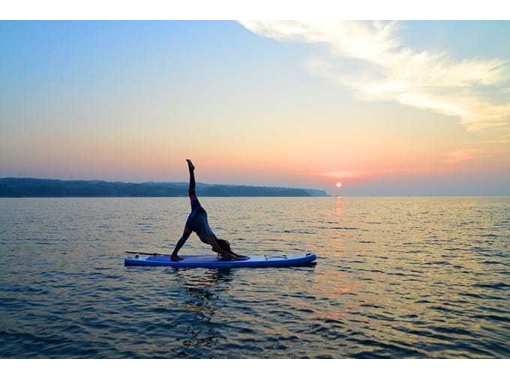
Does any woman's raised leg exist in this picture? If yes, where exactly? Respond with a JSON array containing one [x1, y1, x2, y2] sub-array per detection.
[[186, 159, 199, 210]]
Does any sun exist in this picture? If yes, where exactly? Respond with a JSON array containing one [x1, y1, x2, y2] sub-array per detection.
[[336, 182, 342, 188]]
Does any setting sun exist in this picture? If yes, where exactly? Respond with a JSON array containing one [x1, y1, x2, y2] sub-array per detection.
[[336, 182, 342, 188]]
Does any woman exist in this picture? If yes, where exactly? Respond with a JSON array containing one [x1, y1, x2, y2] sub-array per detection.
[[171, 159, 246, 261]]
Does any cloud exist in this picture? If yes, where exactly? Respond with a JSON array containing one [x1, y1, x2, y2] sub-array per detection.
[[239, 21, 510, 131], [467, 134, 510, 145]]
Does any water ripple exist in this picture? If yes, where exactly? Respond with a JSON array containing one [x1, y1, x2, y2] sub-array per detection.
[[1, 197, 510, 358]]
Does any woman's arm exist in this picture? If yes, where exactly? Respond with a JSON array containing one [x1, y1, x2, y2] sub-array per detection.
[[205, 236, 229, 256], [171, 229, 192, 259], [204, 236, 244, 259]]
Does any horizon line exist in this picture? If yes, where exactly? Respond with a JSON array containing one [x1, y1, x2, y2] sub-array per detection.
[[1, 177, 509, 197]]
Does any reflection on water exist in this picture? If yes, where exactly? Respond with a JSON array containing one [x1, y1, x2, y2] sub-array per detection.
[[171, 269, 234, 354], [0, 197, 509, 358]]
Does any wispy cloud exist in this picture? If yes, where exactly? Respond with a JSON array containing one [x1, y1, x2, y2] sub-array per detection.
[[467, 134, 510, 145], [239, 21, 510, 131]]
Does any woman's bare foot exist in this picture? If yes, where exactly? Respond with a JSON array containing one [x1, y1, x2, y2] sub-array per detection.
[[219, 253, 247, 261], [171, 255, 183, 262], [186, 159, 195, 171], [227, 250, 247, 259], [219, 253, 236, 261]]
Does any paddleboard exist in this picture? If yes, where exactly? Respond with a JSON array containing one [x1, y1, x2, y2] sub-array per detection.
[[124, 252, 317, 268]]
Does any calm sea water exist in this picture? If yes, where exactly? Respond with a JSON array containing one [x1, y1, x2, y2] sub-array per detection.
[[0, 197, 509, 358]]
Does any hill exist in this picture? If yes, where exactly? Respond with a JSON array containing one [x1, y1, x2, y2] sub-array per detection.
[[0, 178, 328, 197]]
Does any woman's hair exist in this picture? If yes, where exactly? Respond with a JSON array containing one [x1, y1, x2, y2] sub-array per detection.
[[216, 239, 232, 253]]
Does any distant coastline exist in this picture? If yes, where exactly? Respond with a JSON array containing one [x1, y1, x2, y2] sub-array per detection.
[[0, 178, 328, 198]]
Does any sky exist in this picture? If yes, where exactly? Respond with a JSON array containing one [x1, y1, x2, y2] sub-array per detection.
[[1, 20, 509, 195]]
